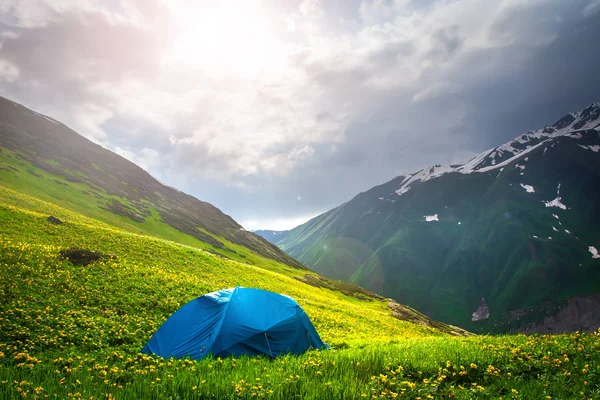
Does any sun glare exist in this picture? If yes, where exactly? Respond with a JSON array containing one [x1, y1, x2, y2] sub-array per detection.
[[165, 0, 285, 79]]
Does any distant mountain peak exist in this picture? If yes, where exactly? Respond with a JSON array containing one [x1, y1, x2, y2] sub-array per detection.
[[394, 102, 600, 197]]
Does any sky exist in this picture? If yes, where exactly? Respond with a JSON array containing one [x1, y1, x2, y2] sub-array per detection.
[[0, 0, 599, 230]]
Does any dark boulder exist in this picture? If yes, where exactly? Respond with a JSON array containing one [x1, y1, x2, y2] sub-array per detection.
[[47, 215, 63, 225], [59, 248, 115, 266]]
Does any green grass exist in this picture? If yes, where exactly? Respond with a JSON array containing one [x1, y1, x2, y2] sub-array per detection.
[[2, 334, 599, 399], [0, 148, 299, 272], [1, 186, 599, 399]]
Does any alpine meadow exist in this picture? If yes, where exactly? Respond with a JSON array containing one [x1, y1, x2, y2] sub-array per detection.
[[1, 1, 600, 399], [2, 172, 600, 399]]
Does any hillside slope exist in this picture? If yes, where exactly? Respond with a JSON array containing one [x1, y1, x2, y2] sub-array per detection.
[[0, 96, 303, 269], [260, 103, 600, 332], [0, 187, 465, 344], [2, 180, 600, 399]]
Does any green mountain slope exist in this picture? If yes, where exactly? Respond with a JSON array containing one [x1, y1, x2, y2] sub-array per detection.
[[260, 103, 600, 332], [0, 96, 303, 269], [2, 185, 599, 399]]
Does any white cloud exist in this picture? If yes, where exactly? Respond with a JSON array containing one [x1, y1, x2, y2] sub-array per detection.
[[241, 213, 317, 231], [0, 0, 598, 225], [0, 0, 146, 28], [260, 145, 315, 176], [299, 0, 323, 18], [0, 60, 19, 82], [115, 146, 159, 171], [583, 0, 600, 16], [412, 81, 461, 103], [358, 0, 399, 24], [65, 103, 113, 142]]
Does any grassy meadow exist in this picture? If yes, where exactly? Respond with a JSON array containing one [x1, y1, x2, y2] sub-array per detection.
[[1, 186, 600, 399]]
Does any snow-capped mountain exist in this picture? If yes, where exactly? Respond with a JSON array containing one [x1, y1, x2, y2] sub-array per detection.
[[258, 102, 600, 333], [393, 102, 600, 197]]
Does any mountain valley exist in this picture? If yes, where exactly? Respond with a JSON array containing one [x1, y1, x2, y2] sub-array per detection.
[[258, 103, 600, 333]]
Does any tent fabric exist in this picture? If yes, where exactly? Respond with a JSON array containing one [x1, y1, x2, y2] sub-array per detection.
[[141, 287, 329, 359]]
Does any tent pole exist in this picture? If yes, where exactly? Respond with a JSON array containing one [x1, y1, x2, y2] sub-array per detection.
[[264, 333, 273, 358]]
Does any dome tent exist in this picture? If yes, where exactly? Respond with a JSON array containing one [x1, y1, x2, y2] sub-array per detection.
[[142, 287, 329, 359]]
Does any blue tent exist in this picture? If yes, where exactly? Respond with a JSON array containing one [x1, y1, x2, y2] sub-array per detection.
[[142, 287, 329, 359]]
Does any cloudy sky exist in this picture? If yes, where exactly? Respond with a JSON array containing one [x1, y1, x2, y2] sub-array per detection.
[[1, 0, 599, 230]]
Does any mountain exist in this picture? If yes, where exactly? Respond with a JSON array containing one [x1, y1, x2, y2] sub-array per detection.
[[253, 229, 290, 244], [0, 96, 303, 269], [258, 102, 600, 332]]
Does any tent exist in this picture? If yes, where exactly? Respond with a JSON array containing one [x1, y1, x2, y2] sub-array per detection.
[[142, 287, 329, 359]]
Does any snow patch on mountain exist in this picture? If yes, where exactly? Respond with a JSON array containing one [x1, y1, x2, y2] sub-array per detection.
[[578, 144, 600, 152], [545, 198, 567, 210], [475, 142, 548, 174], [393, 166, 455, 197], [520, 184, 535, 193], [544, 184, 566, 210], [544, 183, 567, 209]]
